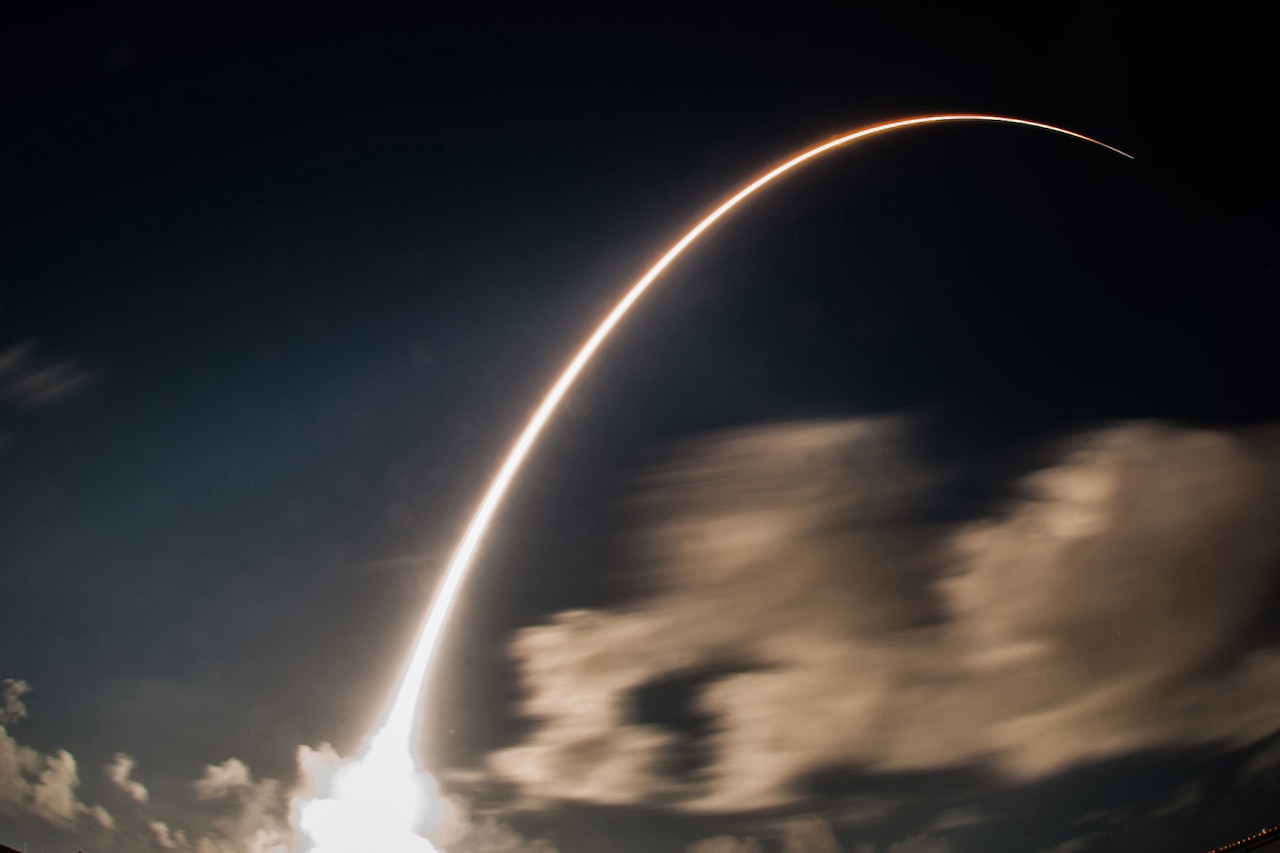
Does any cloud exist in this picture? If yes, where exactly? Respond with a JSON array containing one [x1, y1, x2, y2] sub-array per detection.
[[1242, 739, 1280, 780], [687, 836, 765, 853], [151, 820, 186, 849], [185, 757, 294, 852], [193, 758, 254, 800], [184, 744, 557, 853], [833, 797, 899, 827], [11, 744, 114, 830], [1, 679, 31, 725], [688, 817, 840, 853], [397, 764, 558, 853], [0, 341, 90, 409], [1, 688, 544, 853], [106, 753, 150, 802], [927, 808, 983, 832], [2, 680, 302, 852], [886, 837, 951, 853], [30, 750, 87, 822], [1036, 840, 1094, 853], [1, 718, 44, 812], [1148, 783, 1200, 817], [490, 419, 1280, 810], [1, 684, 115, 833], [780, 816, 843, 853], [442, 816, 559, 853]]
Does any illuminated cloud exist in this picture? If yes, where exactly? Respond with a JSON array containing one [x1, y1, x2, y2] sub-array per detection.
[[30, 750, 86, 822], [687, 836, 764, 853], [193, 758, 254, 800], [492, 419, 1280, 810], [442, 816, 559, 853], [688, 817, 845, 853], [150, 820, 185, 849], [1, 682, 116, 834], [0, 679, 30, 725], [106, 753, 150, 803], [1, 683, 307, 852], [780, 817, 843, 853], [190, 759, 293, 852], [0, 739, 113, 830]]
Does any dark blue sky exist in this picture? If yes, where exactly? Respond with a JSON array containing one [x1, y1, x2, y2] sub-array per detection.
[[1, 7, 1277, 853]]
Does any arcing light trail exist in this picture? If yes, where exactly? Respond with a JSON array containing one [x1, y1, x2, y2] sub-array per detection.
[[294, 115, 1132, 852]]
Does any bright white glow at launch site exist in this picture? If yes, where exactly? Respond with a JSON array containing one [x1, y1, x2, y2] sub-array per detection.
[[293, 115, 1131, 852]]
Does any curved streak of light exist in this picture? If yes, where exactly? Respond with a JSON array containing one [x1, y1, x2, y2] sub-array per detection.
[[382, 113, 1132, 748]]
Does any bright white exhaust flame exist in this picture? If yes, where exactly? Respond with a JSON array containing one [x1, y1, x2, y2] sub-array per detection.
[[294, 115, 1131, 852], [296, 728, 439, 852]]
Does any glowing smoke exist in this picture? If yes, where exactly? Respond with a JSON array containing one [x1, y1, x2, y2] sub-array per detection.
[[294, 115, 1131, 852], [296, 729, 439, 852]]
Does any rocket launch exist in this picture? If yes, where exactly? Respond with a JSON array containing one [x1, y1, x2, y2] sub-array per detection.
[[295, 114, 1132, 853]]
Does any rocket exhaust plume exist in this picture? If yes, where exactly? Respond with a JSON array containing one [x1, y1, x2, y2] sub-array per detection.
[[295, 115, 1131, 852]]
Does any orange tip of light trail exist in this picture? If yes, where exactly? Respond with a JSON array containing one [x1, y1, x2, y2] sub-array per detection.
[[382, 112, 1133, 748]]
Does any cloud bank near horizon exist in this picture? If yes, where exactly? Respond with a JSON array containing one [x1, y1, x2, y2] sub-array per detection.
[[1, 677, 554, 853]]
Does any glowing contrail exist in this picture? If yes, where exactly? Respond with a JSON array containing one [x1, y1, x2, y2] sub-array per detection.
[[295, 114, 1130, 853], [383, 113, 1130, 743]]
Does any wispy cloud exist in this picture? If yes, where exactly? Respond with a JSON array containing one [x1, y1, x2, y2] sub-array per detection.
[[927, 808, 983, 832], [0, 341, 90, 409], [687, 816, 951, 853], [886, 836, 951, 853]]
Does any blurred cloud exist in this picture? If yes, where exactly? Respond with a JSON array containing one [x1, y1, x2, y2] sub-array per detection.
[[411, 766, 560, 853], [0, 341, 90, 409], [1242, 739, 1280, 779], [1035, 840, 1094, 853], [688, 816, 840, 853], [927, 808, 983, 832], [832, 797, 899, 827], [491, 419, 1280, 810], [886, 837, 951, 853], [780, 816, 842, 853], [686, 816, 953, 853], [106, 753, 150, 803], [1149, 783, 1200, 817], [687, 835, 764, 853]]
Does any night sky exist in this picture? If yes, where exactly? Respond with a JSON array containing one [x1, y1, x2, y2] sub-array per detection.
[[2, 7, 1277, 853]]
